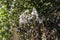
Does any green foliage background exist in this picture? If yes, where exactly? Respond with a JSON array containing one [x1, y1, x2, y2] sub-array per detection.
[[0, 0, 60, 40]]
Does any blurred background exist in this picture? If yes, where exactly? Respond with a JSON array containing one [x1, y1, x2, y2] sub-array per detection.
[[0, 0, 60, 40]]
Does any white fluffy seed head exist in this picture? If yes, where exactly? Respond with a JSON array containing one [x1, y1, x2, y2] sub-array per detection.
[[31, 7, 38, 17], [19, 10, 29, 25], [19, 7, 43, 25]]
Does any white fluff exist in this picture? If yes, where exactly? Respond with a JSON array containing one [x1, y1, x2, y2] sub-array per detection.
[[31, 7, 43, 23], [19, 7, 43, 25], [19, 10, 29, 25], [31, 7, 38, 17]]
